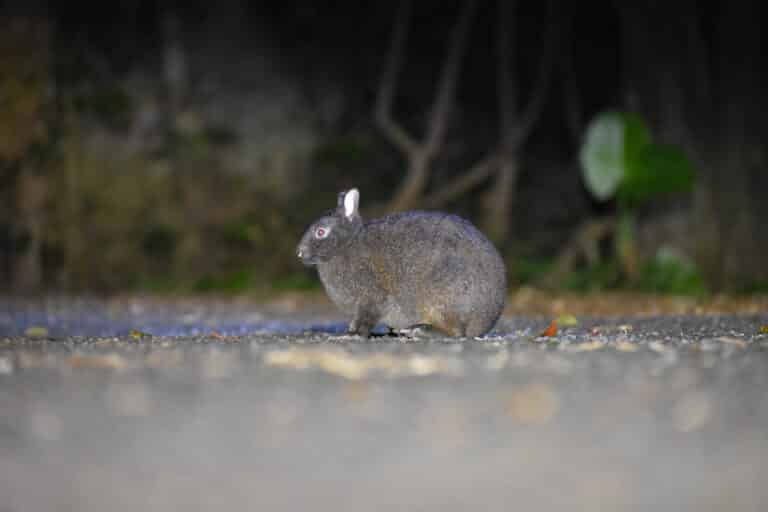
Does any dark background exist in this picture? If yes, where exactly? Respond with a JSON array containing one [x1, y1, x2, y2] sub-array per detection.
[[0, 0, 765, 295]]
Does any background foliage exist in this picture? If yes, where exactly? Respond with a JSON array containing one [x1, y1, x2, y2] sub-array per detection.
[[0, 1, 765, 296]]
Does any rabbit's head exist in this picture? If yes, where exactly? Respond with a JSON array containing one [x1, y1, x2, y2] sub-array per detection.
[[297, 188, 362, 266]]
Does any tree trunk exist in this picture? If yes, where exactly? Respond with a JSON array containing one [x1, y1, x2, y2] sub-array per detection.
[[13, 168, 47, 293], [388, 150, 430, 213], [0, 14, 51, 293], [482, 156, 518, 244], [692, 0, 765, 288], [480, 0, 557, 243]]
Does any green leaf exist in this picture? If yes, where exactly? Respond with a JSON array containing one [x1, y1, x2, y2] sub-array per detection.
[[621, 112, 651, 159], [619, 143, 695, 204], [581, 110, 693, 205], [129, 329, 152, 340], [555, 314, 579, 326], [579, 111, 651, 201], [24, 326, 49, 338], [579, 111, 626, 200]]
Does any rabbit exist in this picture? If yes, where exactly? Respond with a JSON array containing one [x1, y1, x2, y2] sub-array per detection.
[[297, 188, 507, 337]]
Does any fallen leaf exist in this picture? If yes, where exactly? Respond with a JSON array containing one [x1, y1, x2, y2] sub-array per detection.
[[24, 326, 49, 338], [540, 320, 558, 337], [129, 329, 151, 340], [555, 314, 579, 327]]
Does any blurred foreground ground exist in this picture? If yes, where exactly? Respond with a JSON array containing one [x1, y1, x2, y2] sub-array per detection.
[[1, 291, 767, 511]]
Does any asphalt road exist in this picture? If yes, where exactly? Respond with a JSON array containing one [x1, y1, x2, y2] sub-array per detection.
[[1, 297, 767, 511]]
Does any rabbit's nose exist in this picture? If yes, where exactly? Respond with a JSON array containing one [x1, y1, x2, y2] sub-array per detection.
[[297, 248, 304, 258]]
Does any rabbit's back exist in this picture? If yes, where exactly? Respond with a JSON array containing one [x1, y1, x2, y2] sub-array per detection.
[[355, 211, 507, 336]]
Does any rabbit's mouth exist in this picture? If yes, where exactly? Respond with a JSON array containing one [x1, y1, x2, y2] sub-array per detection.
[[297, 247, 319, 266]]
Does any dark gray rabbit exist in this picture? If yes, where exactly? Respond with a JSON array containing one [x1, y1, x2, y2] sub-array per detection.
[[297, 188, 507, 337]]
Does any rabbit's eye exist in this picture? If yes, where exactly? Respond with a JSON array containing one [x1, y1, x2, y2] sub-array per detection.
[[314, 227, 330, 239]]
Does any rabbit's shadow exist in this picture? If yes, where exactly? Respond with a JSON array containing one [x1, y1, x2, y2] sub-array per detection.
[[305, 322, 444, 339], [305, 322, 394, 336]]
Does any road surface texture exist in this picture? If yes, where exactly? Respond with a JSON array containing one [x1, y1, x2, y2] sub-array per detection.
[[1, 295, 767, 511]]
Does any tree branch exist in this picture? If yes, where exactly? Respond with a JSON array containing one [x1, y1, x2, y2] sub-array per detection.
[[382, 0, 478, 213], [498, 0, 518, 138], [424, 0, 478, 154], [374, 0, 418, 155], [507, 0, 558, 150], [376, 112, 420, 157], [422, 152, 499, 208], [560, 5, 583, 147], [540, 217, 617, 288]]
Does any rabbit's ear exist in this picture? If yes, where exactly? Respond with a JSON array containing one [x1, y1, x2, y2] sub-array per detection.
[[341, 188, 360, 219]]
